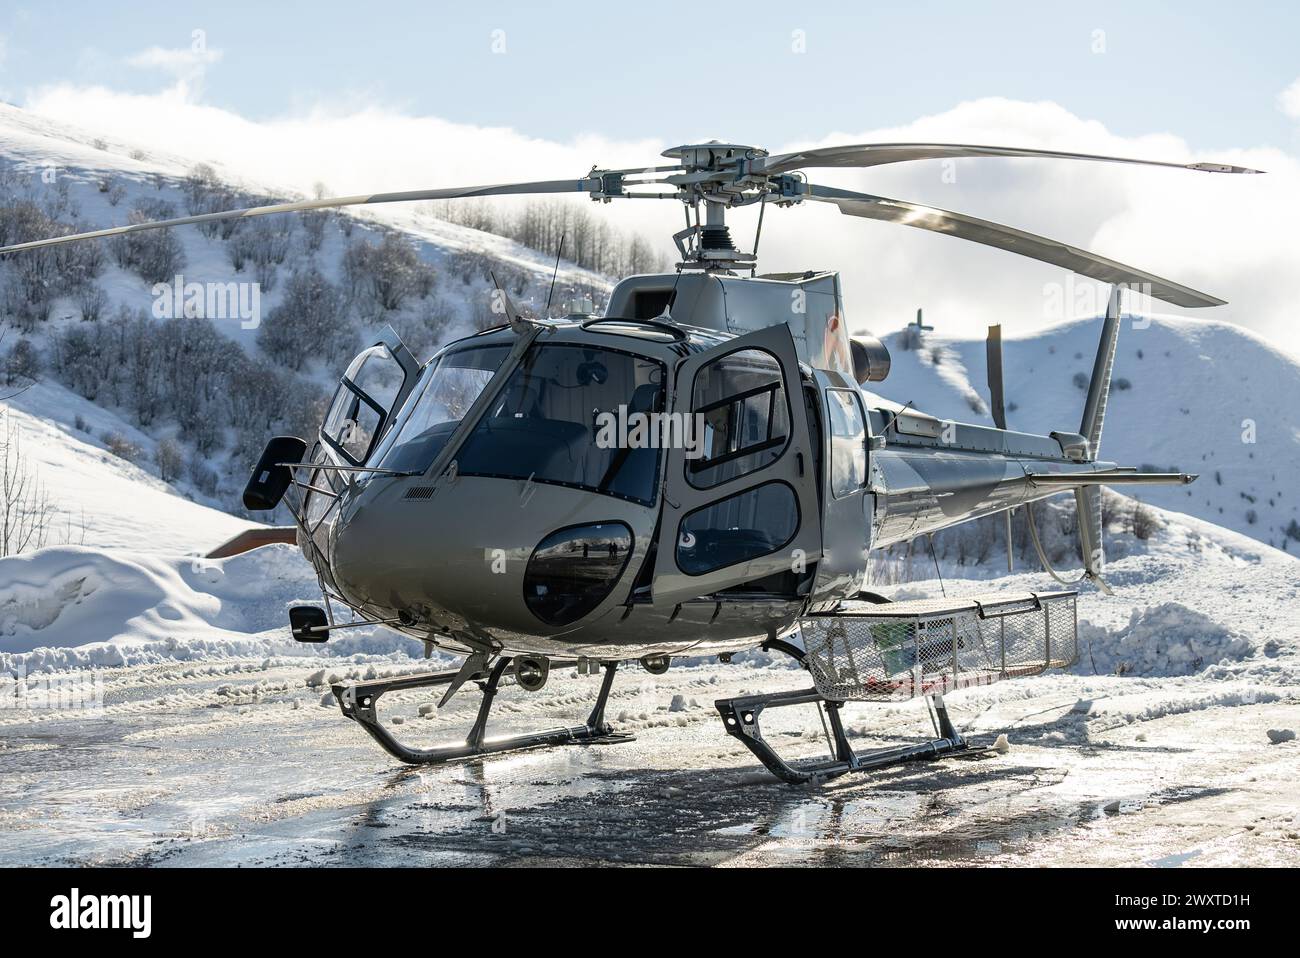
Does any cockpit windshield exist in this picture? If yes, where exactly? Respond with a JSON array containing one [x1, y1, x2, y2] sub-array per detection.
[[455, 343, 666, 505], [377, 343, 510, 473], [378, 341, 666, 504]]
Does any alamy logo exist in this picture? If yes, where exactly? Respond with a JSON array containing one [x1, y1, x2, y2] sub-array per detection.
[[152, 274, 261, 329], [1, 666, 104, 711], [594, 407, 707, 459], [49, 888, 151, 939]]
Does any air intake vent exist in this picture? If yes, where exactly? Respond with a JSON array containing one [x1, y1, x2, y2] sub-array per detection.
[[403, 486, 435, 500]]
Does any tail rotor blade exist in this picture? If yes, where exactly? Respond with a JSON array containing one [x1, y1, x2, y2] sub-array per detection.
[[986, 324, 1007, 430], [1075, 485, 1111, 594], [986, 322, 1012, 570]]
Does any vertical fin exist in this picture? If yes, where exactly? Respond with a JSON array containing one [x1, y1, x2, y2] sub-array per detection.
[[1075, 286, 1121, 593], [1079, 285, 1123, 459]]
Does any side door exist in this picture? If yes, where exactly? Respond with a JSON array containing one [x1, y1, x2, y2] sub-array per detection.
[[651, 324, 822, 607], [304, 328, 419, 571], [807, 375, 871, 609], [318, 327, 419, 467]]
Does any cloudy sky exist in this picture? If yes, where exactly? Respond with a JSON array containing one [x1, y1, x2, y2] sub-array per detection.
[[1, 1, 1297, 353]]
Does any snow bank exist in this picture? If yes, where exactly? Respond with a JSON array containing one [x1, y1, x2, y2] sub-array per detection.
[[0, 544, 415, 673], [1078, 602, 1255, 677]]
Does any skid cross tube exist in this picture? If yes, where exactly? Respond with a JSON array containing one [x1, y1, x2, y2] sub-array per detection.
[[333, 658, 632, 766], [714, 639, 967, 784]]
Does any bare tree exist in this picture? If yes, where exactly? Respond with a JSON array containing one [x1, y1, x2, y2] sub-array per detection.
[[0, 412, 56, 557], [1130, 500, 1159, 540], [110, 201, 184, 285], [429, 198, 667, 277], [156, 437, 185, 482]]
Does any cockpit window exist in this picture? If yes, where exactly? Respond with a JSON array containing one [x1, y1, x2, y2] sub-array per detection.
[[454, 343, 666, 505], [377, 344, 510, 474], [827, 388, 867, 498], [688, 348, 791, 489], [321, 344, 407, 465]]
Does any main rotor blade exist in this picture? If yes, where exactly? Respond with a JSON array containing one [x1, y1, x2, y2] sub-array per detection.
[[754, 142, 1263, 177], [803, 183, 1225, 308], [0, 178, 600, 255]]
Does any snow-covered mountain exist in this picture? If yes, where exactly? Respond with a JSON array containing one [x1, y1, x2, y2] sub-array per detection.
[[870, 316, 1300, 553]]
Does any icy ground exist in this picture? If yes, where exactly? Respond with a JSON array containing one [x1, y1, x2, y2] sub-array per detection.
[[1, 501, 1298, 867]]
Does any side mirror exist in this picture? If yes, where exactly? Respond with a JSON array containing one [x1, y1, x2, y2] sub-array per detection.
[[243, 436, 307, 511], [289, 605, 330, 643]]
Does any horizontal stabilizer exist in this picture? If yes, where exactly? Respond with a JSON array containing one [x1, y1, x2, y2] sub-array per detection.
[[1025, 470, 1196, 487]]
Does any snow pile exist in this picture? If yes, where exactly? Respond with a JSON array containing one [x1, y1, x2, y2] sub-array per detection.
[[0, 544, 417, 672], [1078, 602, 1254, 677]]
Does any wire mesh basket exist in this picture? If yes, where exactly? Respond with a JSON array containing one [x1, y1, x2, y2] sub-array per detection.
[[800, 591, 1078, 702]]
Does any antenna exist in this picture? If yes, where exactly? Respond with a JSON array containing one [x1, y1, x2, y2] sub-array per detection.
[[880, 399, 916, 435], [545, 232, 566, 317]]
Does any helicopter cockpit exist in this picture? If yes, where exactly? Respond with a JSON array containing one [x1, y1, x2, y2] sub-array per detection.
[[293, 317, 829, 654], [377, 340, 667, 505]]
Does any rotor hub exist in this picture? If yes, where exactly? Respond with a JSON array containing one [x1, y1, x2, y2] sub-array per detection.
[[660, 141, 767, 173]]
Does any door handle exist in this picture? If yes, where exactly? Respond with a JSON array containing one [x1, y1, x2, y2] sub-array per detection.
[[796, 452, 805, 477]]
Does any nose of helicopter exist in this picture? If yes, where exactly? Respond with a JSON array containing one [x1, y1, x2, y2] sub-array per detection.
[[328, 476, 647, 638]]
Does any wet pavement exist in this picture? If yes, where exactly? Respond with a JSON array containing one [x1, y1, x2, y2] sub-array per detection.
[[2, 657, 1297, 867]]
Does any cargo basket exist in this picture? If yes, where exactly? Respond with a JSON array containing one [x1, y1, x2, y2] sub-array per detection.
[[800, 591, 1077, 702]]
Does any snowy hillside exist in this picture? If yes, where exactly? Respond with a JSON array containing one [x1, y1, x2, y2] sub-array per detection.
[[1, 382, 253, 554], [0, 100, 612, 305], [0, 102, 617, 543], [870, 316, 1300, 553]]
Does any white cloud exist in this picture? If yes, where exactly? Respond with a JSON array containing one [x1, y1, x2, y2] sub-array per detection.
[[1279, 77, 1300, 120], [125, 43, 223, 102], [127, 45, 222, 72], [16, 84, 1300, 355]]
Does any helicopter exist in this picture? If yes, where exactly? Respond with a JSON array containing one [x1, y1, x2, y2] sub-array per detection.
[[0, 140, 1260, 783]]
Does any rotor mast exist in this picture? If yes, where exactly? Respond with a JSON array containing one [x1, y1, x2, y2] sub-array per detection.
[[655, 142, 775, 271]]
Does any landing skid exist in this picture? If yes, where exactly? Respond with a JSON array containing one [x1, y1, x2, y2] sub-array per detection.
[[713, 640, 968, 784], [332, 658, 633, 766]]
